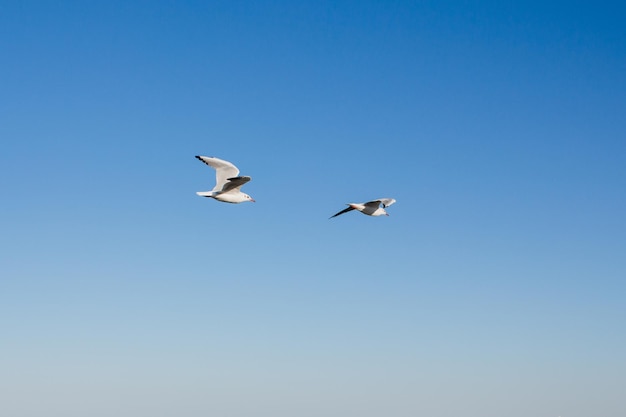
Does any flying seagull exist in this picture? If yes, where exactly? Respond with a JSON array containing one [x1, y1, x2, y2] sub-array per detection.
[[329, 198, 396, 219], [195, 155, 255, 203]]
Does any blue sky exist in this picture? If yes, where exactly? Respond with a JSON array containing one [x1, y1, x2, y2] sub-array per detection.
[[1, 1, 625, 416]]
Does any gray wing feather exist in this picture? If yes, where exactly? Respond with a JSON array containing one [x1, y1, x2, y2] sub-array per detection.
[[364, 198, 396, 209], [364, 200, 383, 209], [221, 176, 251, 193]]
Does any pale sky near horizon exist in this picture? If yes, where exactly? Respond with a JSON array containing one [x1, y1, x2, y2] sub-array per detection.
[[1, 1, 625, 416]]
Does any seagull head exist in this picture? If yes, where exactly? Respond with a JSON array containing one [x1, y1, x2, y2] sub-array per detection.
[[244, 194, 256, 203]]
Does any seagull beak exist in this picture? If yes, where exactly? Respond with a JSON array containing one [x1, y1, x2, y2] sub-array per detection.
[[385, 213, 389, 216], [251, 198, 256, 203]]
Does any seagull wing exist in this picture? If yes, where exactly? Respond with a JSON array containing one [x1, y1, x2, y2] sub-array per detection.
[[362, 198, 396, 210], [221, 176, 251, 193], [195, 156, 240, 192], [363, 200, 384, 210], [379, 198, 396, 208], [329, 205, 355, 219]]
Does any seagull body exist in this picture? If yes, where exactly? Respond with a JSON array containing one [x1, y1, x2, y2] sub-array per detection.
[[330, 198, 396, 219], [195, 156, 255, 203]]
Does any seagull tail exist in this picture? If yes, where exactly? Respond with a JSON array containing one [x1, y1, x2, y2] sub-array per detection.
[[196, 191, 214, 198]]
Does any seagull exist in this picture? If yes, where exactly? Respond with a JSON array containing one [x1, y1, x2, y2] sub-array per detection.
[[329, 198, 396, 219], [195, 156, 255, 203]]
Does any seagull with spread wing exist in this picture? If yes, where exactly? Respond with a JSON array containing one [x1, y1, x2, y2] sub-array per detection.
[[329, 198, 396, 219], [195, 156, 255, 203]]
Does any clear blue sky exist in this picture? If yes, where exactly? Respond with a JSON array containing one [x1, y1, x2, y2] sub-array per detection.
[[1, 1, 625, 416]]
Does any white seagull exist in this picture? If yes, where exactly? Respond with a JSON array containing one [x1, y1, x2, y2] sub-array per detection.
[[195, 156, 255, 203], [329, 198, 396, 219]]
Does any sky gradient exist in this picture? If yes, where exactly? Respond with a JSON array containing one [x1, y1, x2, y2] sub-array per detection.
[[1, 1, 625, 416]]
